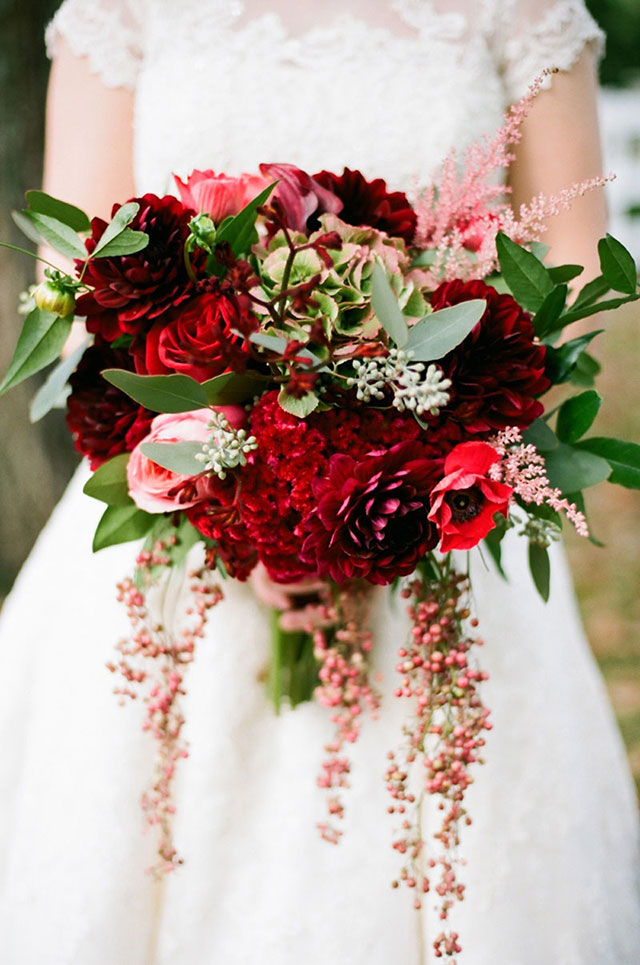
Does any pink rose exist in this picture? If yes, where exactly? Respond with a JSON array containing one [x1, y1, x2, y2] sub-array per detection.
[[174, 170, 267, 222], [127, 407, 245, 513]]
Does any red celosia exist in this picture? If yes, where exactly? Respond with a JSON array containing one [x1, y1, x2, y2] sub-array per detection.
[[430, 279, 549, 433], [428, 442, 513, 551]]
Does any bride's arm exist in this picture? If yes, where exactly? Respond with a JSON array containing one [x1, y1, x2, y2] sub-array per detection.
[[508, 47, 607, 281]]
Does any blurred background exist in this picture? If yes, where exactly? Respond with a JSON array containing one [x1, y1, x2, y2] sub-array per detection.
[[0, 1, 639, 788]]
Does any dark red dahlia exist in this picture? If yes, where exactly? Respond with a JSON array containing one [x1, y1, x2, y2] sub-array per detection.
[[66, 338, 154, 470], [300, 441, 439, 585], [76, 194, 199, 343], [312, 168, 417, 242], [140, 290, 254, 381], [430, 279, 549, 434]]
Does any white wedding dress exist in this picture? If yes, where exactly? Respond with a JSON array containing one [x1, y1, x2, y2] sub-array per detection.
[[1, 1, 639, 963]]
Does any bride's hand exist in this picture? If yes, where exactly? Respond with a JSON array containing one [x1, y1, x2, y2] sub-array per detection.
[[249, 562, 333, 632]]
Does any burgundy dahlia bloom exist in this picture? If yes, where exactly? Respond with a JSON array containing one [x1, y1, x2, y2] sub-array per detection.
[[66, 338, 154, 470], [429, 442, 513, 552], [312, 167, 417, 242], [300, 441, 439, 585], [76, 194, 198, 343], [141, 291, 254, 381], [430, 279, 549, 434]]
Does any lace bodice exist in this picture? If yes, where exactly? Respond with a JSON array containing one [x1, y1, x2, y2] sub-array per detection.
[[46, 0, 603, 196]]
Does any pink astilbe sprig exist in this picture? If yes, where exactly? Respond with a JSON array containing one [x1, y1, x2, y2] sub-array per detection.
[[110, 536, 223, 875], [386, 564, 491, 962], [413, 71, 612, 286], [488, 426, 589, 536], [314, 583, 380, 844]]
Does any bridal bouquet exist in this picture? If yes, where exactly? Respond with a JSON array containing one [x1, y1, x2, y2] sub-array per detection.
[[2, 76, 638, 959]]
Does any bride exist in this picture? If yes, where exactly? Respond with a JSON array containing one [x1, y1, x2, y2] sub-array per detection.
[[1, 1, 639, 962]]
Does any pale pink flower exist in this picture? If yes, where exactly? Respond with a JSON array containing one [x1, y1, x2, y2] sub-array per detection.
[[127, 407, 244, 513], [174, 169, 267, 222]]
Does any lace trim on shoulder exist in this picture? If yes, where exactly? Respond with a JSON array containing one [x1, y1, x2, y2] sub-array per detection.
[[45, 0, 144, 91], [500, 0, 605, 103]]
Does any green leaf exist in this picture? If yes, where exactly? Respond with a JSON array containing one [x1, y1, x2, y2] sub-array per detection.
[[248, 332, 323, 369], [202, 371, 265, 405], [405, 299, 485, 361], [12, 209, 46, 246], [564, 489, 604, 547], [21, 211, 87, 259], [528, 542, 550, 602], [521, 418, 559, 451], [483, 514, 509, 579], [552, 294, 639, 329], [215, 182, 277, 258], [92, 227, 148, 258], [598, 233, 638, 294], [101, 369, 208, 412], [547, 264, 583, 285], [140, 440, 204, 475], [520, 500, 563, 529], [569, 350, 601, 388], [495, 232, 554, 311], [83, 452, 133, 506], [544, 444, 610, 492], [92, 201, 140, 256], [531, 284, 568, 337], [555, 390, 602, 444], [574, 437, 640, 490], [572, 274, 610, 310], [0, 309, 71, 396], [29, 335, 91, 422], [277, 388, 319, 417], [371, 263, 409, 347], [544, 330, 603, 384], [25, 190, 90, 233], [92, 503, 154, 552]]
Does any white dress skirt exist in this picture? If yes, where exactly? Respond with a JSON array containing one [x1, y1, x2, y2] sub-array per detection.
[[1, 1, 639, 962]]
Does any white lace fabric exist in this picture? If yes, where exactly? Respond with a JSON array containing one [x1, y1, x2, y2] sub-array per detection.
[[3, 2, 636, 964]]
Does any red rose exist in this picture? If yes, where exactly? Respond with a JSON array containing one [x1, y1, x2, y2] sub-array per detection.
[[430, 279, 549, 434], [428, 442, 512, 552], [142, 291, 252, 381], [300, 441, 439, 585], [76, 194, 199, 342]]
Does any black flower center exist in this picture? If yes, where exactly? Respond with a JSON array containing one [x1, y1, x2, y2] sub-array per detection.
[[445, 486, 484, 522]]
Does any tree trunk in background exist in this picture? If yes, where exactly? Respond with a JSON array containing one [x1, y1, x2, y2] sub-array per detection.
[[0, 0, 76, 600]]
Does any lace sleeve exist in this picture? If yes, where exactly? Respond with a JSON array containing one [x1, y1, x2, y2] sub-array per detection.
[[45, 0, 145, 90], [487, 0, 605, 104]]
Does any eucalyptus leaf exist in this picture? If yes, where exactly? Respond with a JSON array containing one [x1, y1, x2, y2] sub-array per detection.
[[371, 263, 409, 347], [83, 452, 133, 506], [277, 388, 319, 417], [544, 444, 610, 492], [12, 209, 46, 246], [140, 440, 204, 475], [92, 503, 154, 552], [574, 437, 640, 490], [555, 390, 601, 444], [92, 201, 140, 256], [0, 309, 71, 396], [597, 233, 638, 295], [25, 190, 91, 233], [202, 371, 265, 404], [22, 211, 87, 260], [405, 299, 485, 361], [92, 227, 148, 258], [495, 232, 553, 311], [528, 542, 550, 602], [249, 332, 323, 368], [29, 335, 91, 422], [411, 250, 437, 268], [521, 418, 559, 451], [101, 369, 208, 412]]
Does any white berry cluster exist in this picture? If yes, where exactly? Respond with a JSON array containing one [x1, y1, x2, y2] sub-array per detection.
[[195, 411, 258, 480], [347, 347, 452, 417]]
